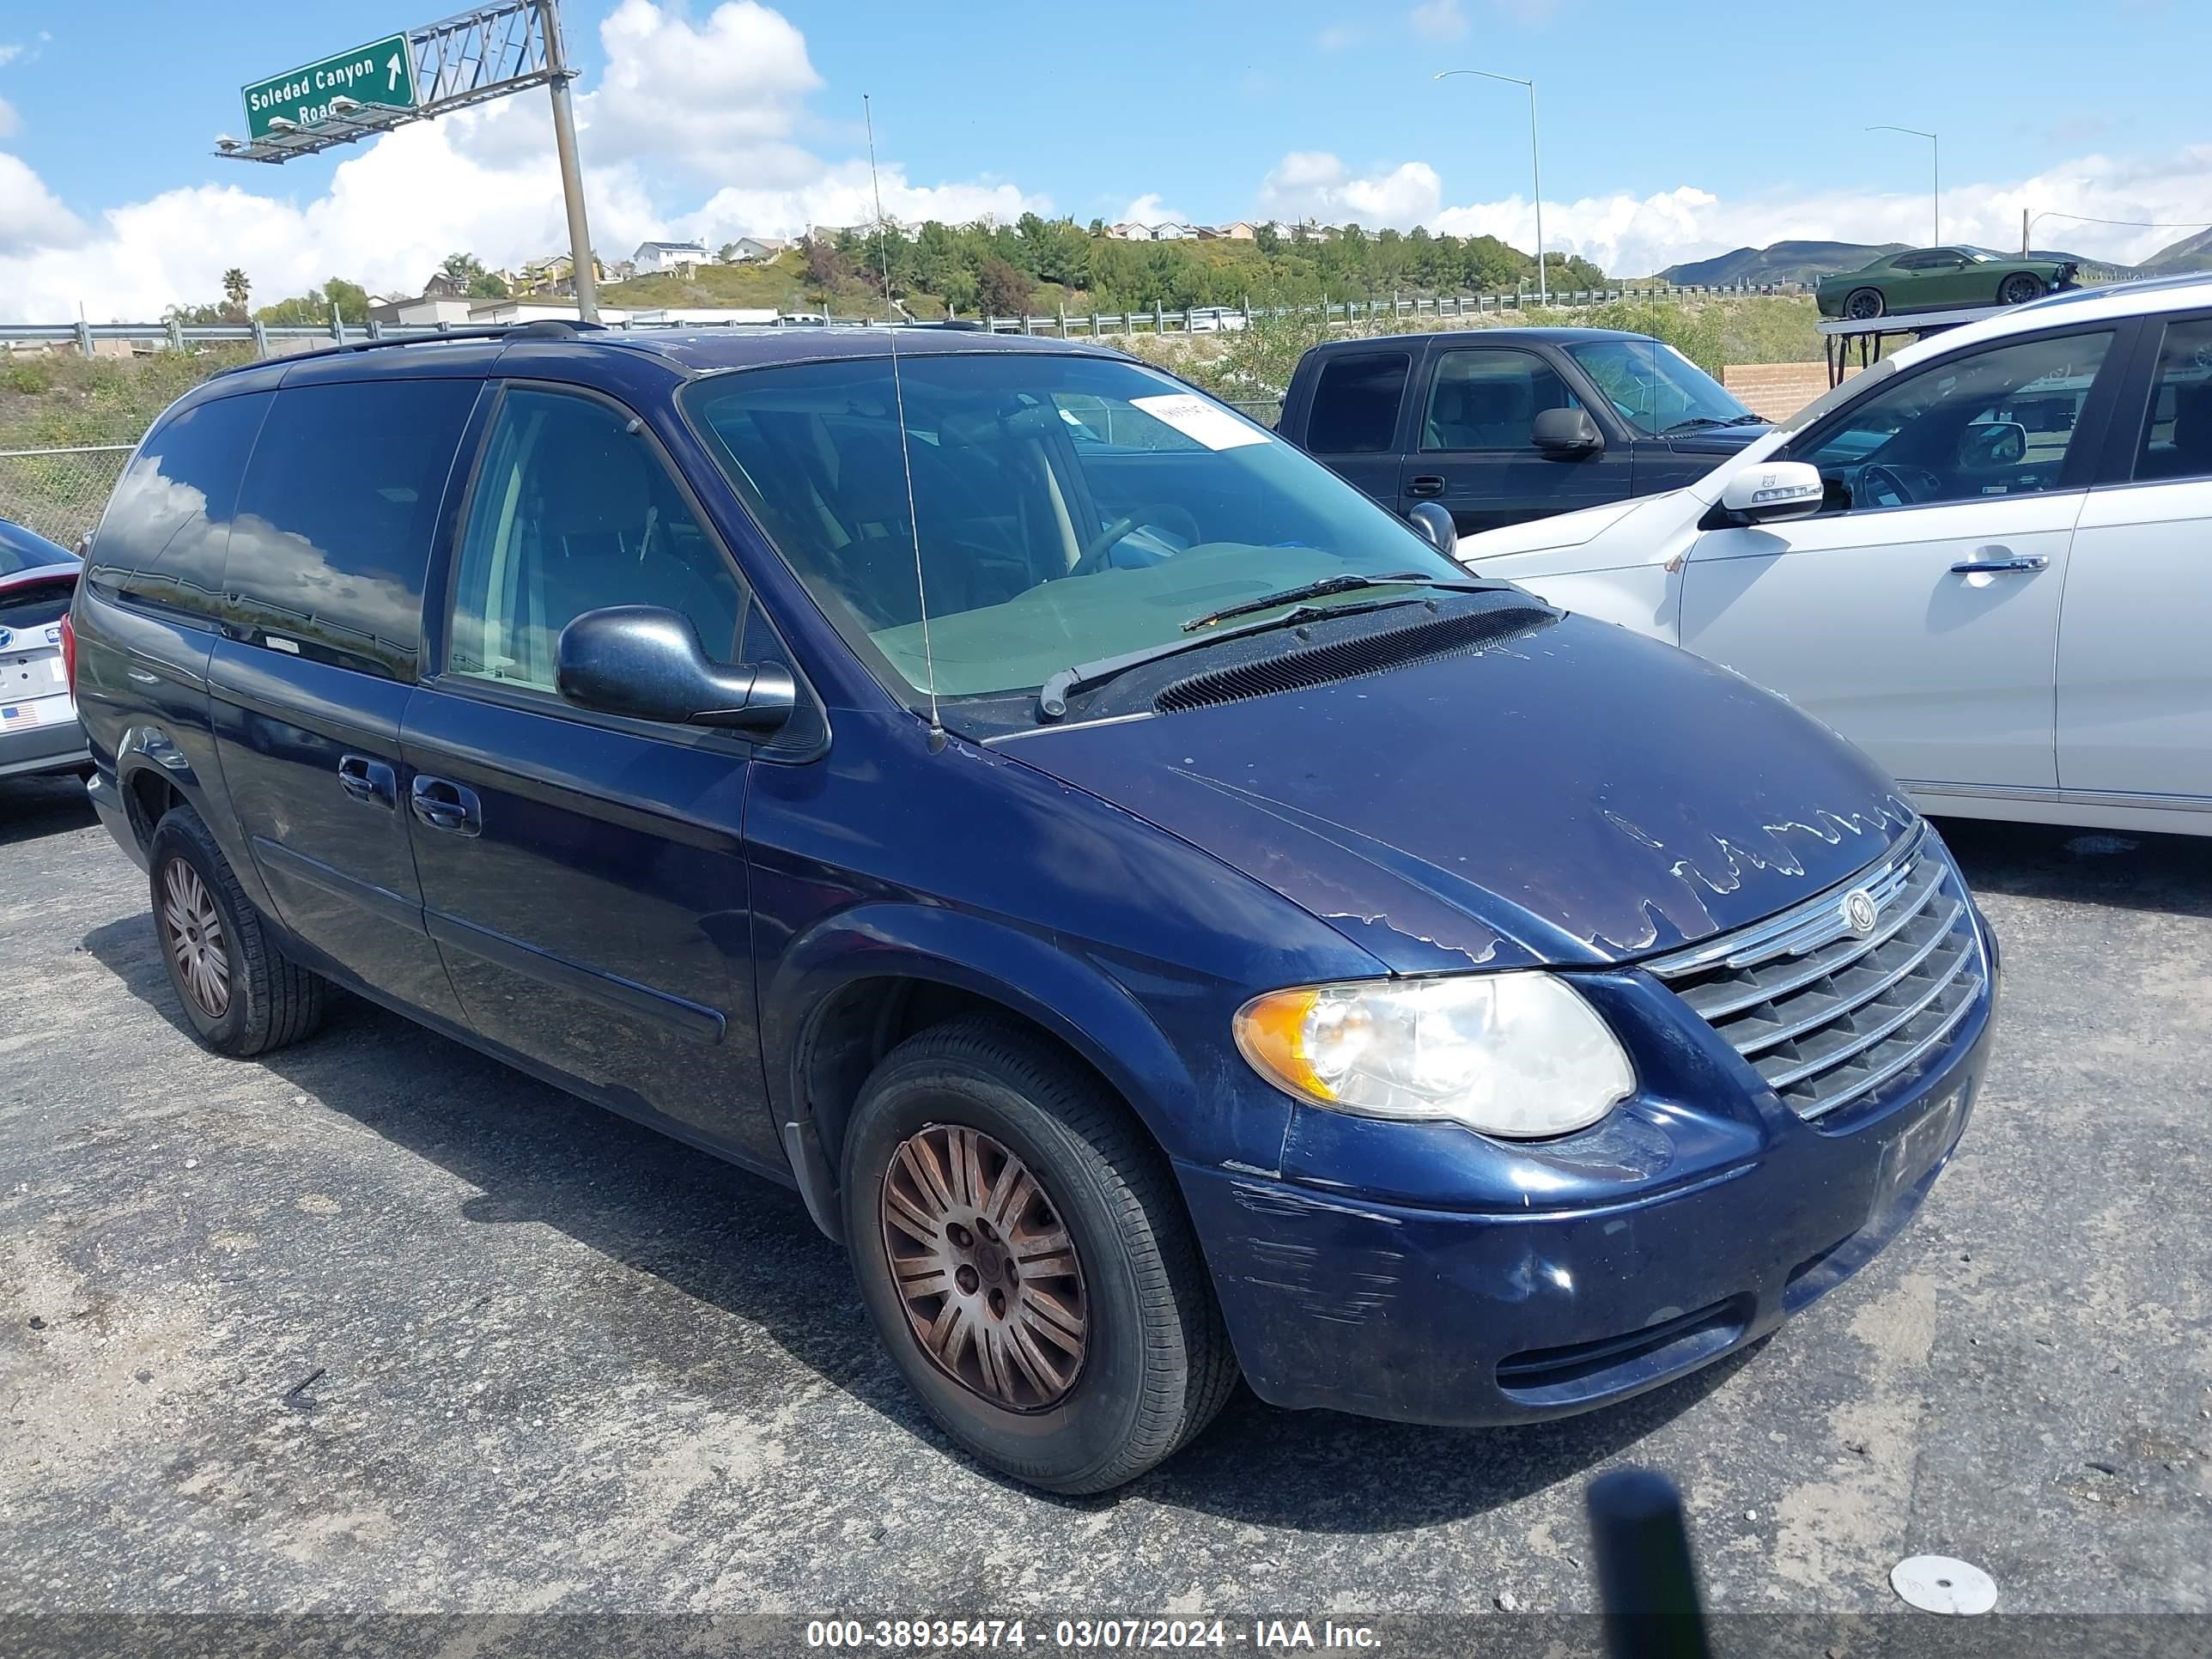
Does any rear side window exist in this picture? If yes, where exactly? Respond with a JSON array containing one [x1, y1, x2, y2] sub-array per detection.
[[1306, 352, 1409, 454], [87, 392, 270, 623], [227, 379, 478, 681], [2135, 317, 2212, 483]]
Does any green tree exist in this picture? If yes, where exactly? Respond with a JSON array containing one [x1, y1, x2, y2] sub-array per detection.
[[467, 270, 510, 299], [976, 256, 1033, 318], [441, 252, 484, 283], [220, 268, 250, 319]]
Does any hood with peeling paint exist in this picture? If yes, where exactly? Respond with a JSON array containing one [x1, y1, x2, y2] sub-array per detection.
[[1001, 613, 1916, 974]]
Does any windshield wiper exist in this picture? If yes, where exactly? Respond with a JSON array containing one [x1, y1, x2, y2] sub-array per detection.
[[1035, 577, 1504, 721], [1178, 572, 1467, 633], [1660, 416, 1731, 434], [1724, 413, 1771, 426]]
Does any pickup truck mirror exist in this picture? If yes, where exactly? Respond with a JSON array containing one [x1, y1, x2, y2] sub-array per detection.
[[556, 605, 795, 736], [1406, 501, 1458, 558], [1717, 460, 1825, 524], [1532, 407, 1603, 454]]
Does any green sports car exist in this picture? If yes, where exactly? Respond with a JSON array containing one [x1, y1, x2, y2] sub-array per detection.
[[1815, 246, 2078, 320]]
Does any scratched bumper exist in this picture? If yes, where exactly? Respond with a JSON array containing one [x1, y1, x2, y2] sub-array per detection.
[[1177, 965, 1996, 1429]]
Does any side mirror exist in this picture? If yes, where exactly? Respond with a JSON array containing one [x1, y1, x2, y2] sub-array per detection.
[[1717, 459, 1825, 524], [556, 605, 796, 737], [1406, 500, 1458, 558], [1532, 406, 1603, 455]]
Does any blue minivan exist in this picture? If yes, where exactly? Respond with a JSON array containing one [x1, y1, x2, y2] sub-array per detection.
[[70, 323, 1997, 1492]]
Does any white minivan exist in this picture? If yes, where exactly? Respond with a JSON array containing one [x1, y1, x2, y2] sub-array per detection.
[[1455, 274, 2212, 837]]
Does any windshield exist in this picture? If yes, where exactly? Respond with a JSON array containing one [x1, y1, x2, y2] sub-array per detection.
[[1561, 338, 1759, 436], [684, 351, 1464, 713], [0, 520, 73, 579]]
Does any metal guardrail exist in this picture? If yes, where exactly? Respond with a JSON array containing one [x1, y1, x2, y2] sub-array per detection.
[[0, 444, 133, 549], [0, 283, 1808, 361]]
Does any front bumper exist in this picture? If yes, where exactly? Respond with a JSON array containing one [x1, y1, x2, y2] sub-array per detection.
[[1179, 925, 1997, 1428]]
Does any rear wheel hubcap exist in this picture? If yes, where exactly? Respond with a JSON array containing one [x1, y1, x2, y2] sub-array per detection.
[[159, 859, 231, 1019], [879, 1123, 1088, 1412]]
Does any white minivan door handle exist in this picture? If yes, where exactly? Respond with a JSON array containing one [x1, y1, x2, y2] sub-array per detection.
[[1950, 545, 2050, 574]]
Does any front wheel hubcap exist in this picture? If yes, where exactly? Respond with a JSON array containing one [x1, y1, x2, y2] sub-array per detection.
[[160, 858, 231, 1019], [880, 1123, 1089, 1412]]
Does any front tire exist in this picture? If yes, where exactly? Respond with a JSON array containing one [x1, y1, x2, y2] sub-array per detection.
[[841, 1016, 1236, 1493], [149, 805, 327, 1057], [1998, 271, 2045, 306], [1844, 287, 1886, 320]]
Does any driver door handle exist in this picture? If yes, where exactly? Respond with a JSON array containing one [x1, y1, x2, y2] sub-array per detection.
[[1406, 475, 1445, 499], [1950, 545, 2049, 574]]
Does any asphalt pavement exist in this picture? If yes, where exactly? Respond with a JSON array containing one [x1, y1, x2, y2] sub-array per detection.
[[3, 771, 2208, 1620]]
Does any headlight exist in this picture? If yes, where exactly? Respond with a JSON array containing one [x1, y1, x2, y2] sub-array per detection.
[[1233, 973, 1633, 1139]]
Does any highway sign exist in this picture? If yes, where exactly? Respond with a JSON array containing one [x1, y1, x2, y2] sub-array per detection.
[[243, 35, 416, 140]]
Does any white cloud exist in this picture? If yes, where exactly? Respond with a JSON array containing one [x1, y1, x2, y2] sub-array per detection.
[[1258, 153, 1443, 227], [1407, 0, 1469, 40], [1316, 24, 1363, 50], [1249, 146, 2212, 277], [0, 0, 1047, 321], [586, 0, 823, 181], [0, 151, 83, 257], [1116, 192, 1190, 227], [0, 45, 22, 70]]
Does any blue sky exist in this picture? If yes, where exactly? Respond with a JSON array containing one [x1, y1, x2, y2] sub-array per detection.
[[2, 0, 2206, 319]]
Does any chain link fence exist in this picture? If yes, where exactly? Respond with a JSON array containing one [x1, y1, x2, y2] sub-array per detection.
[[0, 445, 134, 550]]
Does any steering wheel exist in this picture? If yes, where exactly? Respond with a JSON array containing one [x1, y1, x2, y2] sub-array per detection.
[[1856, 462, 1942, 509], [1067, 516, 1137, 577]]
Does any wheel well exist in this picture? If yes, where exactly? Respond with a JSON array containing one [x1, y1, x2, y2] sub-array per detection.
[[798, 976, 1153, 1169], [124, 769, 183, 850]]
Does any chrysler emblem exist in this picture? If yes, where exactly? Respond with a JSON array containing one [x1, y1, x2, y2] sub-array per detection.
[[1843, 888, 1879, 936]]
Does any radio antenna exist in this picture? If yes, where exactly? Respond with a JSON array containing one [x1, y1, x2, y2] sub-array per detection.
[[865, 93, 942, 744]]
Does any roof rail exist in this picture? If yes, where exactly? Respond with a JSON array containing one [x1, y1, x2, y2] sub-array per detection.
[[212, 317, 610, 378]]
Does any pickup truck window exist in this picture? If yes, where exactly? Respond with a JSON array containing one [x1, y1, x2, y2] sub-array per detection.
[[1307, 352, 1409, 453], [1421, 348, 1582, 452], [1562, 338, 1754, 438]]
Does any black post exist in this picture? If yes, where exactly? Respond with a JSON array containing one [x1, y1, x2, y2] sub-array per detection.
[[1586, 1469, 1711, 1659]]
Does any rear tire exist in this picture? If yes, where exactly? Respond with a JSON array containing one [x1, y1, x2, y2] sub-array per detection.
[[1997, 271, 2045, 306], [841, 1016, 1237, 1493], [1844, 287, 1886, 320], [149, 805, 327, 1057]]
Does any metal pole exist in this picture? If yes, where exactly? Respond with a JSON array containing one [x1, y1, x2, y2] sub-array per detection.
[[1931, 132, 1940, 246], [538, 0, 599, 324], [1528, 79, 1547, 306]]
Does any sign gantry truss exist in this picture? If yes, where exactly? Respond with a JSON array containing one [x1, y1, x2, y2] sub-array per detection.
[[218, 2, 561, 165]]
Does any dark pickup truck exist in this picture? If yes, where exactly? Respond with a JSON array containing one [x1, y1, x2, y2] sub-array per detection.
[[1276, 327, 1773, 535]]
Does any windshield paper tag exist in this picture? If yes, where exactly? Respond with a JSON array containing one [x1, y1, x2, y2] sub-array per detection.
[[1130, 394, 1272, 451]]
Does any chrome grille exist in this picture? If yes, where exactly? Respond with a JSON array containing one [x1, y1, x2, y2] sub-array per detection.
[[1645, 825, 1984, 1123]]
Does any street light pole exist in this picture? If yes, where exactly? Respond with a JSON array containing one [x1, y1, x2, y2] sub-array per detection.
[[1435, 69, 1546, 307], [1868, 125, 1939, 247], [539, 0, 599, 323]]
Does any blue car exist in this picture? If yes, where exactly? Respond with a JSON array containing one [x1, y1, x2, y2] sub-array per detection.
[[70, 322, 1997, 1492]]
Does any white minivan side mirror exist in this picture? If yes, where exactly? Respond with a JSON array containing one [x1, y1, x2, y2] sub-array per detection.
[[1718, 460, 1825, 524]]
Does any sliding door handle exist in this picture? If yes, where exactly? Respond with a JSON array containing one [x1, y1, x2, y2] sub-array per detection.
[[410, 775, 482, 837]]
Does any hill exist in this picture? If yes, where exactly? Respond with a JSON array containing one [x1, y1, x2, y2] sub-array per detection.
[[2139, 226, 2212, 274], [1662, 240, 1907, 286]]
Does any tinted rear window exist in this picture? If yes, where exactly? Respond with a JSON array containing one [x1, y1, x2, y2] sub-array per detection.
[[1306, 352, 1409, 454], [87, 392, 270, 622], [228, 379, 478, 681]]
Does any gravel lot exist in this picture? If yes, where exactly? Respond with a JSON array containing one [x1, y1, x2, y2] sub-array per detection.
[[3, 772, 2208, 1619]]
